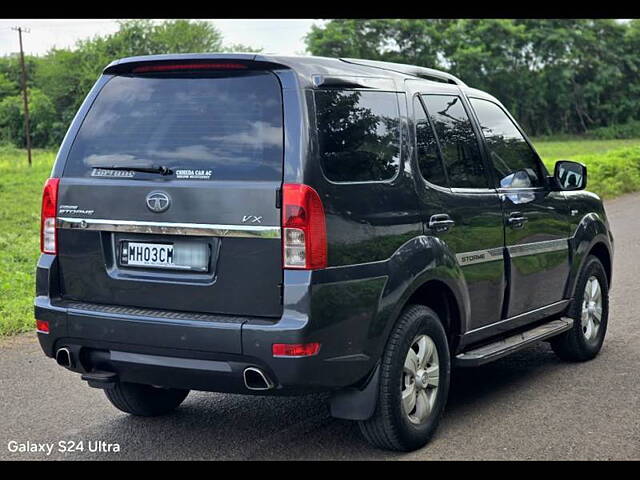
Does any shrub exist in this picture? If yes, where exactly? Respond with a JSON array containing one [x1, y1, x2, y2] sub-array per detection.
[[0, 88, 57, 148], [586, 121, 640, 140], [570, 146, 640, 198]]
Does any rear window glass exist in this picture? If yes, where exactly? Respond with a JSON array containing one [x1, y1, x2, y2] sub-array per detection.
[[63, 71, 283, 181], [315, 90, 400, 183]]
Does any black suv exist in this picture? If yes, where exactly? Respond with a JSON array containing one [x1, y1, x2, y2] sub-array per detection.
[[35, 54, 614, 452]]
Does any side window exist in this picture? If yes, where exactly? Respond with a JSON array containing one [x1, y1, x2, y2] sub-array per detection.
[[414, 96, 447, 187], [470, 97, 544, 189], [421, 95, 488, 189], [315, 90, 400, 182]]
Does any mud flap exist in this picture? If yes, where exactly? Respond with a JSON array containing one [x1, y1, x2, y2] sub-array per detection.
[[329, 363, 380, 421]]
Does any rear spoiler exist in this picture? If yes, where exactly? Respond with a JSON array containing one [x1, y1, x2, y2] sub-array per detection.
[[103, 53, 286, 75]]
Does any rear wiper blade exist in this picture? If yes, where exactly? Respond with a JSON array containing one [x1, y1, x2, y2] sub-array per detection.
[[91, 164, 173, 176]]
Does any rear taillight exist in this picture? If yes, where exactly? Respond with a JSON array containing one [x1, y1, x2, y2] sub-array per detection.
[[272, 342, 321, 357], [282, 184, 327, 270], [36, 319, 50, 334], [40, 178, 60, 254]]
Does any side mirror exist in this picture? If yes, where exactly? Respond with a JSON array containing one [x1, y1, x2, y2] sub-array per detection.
[[553, 160, 587, 191]]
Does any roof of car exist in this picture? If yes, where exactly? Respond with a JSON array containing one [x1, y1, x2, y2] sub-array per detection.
[[103, 53, 496, 100]]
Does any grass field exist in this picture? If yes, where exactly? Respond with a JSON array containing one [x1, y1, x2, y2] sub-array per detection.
[[531, 138, 640, 198], [0, 148, 56, 335], [531, 138, 640, 161], [1, 138, 639, 336]]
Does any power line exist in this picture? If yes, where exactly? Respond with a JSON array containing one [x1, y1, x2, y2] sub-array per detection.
[[11, 26, 31, 166]]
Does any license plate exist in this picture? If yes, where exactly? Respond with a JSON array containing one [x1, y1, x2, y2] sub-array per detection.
[[120, 241, 208, 271], [122, 241, 174, 268]]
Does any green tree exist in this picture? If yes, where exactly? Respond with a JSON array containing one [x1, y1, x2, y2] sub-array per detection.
[[0, 73, 17, 98], [77, 19, 225, 61], [306, 19, 639, 136], [0, 88, 56, 147], [223, 43, 263, 53], [0, 55, 38, 92], [6, 19, 262, 148], [305, 19, 451, 67]]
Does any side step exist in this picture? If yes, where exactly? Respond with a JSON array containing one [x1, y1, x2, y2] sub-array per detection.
[[455, 318, 574, 367]]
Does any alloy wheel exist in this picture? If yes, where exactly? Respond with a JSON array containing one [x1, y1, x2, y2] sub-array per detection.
[[581, 275, 603, 341], [402, 334, 440, 424]]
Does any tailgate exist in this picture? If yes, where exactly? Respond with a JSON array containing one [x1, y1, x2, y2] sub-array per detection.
[[55, 69, 284, 321]]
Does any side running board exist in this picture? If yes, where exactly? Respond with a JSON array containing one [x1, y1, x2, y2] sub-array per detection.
[[455, 318, 574, 367]]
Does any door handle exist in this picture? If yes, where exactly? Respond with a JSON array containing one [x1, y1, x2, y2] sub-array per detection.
[[429, 214, 455, 233], [507, 211, 528, 229]]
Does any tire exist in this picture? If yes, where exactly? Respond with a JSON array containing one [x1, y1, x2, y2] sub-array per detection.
[[551, 255, 609, 362], [358, 304, 450, 452], [104, 382, 189, 416]]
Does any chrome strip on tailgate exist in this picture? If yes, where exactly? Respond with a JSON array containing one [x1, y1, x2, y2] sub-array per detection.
[[57, 217, 281, 239]]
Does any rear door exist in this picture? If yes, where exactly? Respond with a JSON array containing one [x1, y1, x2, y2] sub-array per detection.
[[56, 68, 284, 318], [413, 92, 506, 330], [468, 97, 572, 318]]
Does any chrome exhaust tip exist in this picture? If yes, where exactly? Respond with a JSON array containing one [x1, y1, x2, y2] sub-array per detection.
[[243, 367, 274, 391], [55, 347, 72, 368]]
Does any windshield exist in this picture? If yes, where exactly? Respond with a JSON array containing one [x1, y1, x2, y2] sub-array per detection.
[[63, 71, 283, 181]]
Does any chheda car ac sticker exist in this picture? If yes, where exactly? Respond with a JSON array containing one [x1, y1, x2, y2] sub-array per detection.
[[174, 168, 213, 180]]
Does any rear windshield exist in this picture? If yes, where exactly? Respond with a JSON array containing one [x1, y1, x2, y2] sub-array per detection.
[[63, 71, 283, 181]]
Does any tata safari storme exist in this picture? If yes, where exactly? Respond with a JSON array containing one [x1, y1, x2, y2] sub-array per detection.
[[35, 54, 614, 451]]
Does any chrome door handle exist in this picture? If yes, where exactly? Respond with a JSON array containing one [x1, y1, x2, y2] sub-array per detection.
[[429, 214, 455, 233], [507, 212, 528, 229]]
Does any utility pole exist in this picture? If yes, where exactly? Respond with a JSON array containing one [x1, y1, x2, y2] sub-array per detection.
[[12, 26, 32, 166]]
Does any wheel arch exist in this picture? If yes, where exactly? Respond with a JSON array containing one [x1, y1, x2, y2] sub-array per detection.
[[330, 235, 469, 421], [588, 242, 612, 288], [376, 235, 470, 358], [400, 279, 464, 354], [330, 257, 466, 422], [566, 212, 614, 298]]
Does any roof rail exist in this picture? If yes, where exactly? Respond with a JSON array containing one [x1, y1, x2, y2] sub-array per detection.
[[340, 58, 466, 87]]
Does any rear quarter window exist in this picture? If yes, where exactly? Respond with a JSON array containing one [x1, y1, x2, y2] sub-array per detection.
[[314, 90, 401, 183], [63, 71, 283, 181]]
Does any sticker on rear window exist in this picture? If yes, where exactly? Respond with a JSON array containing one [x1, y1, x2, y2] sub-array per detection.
[[91, 168, 135, 178], [174, 168, 212, 180]]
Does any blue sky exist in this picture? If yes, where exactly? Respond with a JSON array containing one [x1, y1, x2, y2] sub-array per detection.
[[0, 19, 322, 57]]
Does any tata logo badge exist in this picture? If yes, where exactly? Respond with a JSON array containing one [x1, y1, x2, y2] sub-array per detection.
[[146, 191, 171, 213]]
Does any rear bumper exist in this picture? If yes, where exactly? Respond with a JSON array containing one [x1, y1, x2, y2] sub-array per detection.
[[36, 295, 342, 394], [35, 254, 387, 394]]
